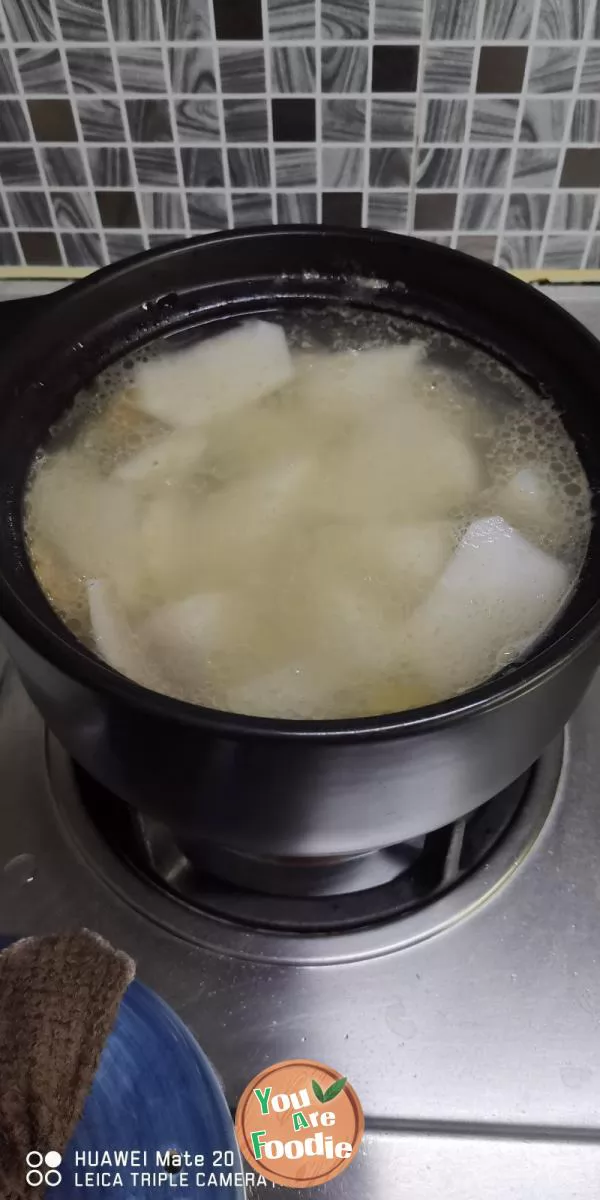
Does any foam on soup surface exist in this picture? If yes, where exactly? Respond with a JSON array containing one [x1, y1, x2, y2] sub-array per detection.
[[25, 307, 591, 719]]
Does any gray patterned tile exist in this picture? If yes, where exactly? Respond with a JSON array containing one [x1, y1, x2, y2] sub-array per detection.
[[459, 192, 504, 230], [61, 231, 103, 266], [160, 0, 211, 39], [417, 148, 461, 188], [369, 146, 411, 187], [497, 235, 541, 269], [126, 100, 173, 142], [15, 48, 66, 93], [456, 234, 497, 261], [585, 236, 600, 267], [219, 47, 266, 94], [414, 192, 457, 230], [536, 0, 591, 39], [415, 233, 452, 245], [271, 47, 316, 93], [51, 190, 96, 229], [367, 191, 409, 231], [56, 0, 107, 40], [542, 233, 588, 266], [551, 192, 596, 229], [420, 99, 467, 144], [0, 51, 17, 95], [321, 0, 369, 38], [505, 192, 550, 230], [42, 146, 86, 186], [181, 147, 224, 187], [224, 98, 269, 142], [321, 46, 368, 94], [140, 191, 185, 230], [374, 0, 424, 37], [267, 0, 316, 39], [323, 98, 367, 141], [107, 0, 159, 39], [0, 195, 8, 228], [428, 0, 479, 38], [147, 233, 182, 249], [470, 99, 519, 143], [0, 232, 20, 264], [370, 98, 415, 142], [66, 48, 115, 94], [464, 148, 511, 188], [482, 0, 532, 38], [4, 0, 55, 40], [322, 146, 364, 187], [106, 232, 145, 261], [423, 47, 474, 93], [0, 101, 29, 142], [175, 99, 220, 141], [529, 45, 579, 92], [519, 99, 569, 142], [169, 48, 216, 94], [7, 190, 51, 226], [571, 99, 600, 142], [275, 146, 316, 185], [134, 145, 179, 185], [78, 98, 125, 142], [117, 48, 166, 95], [276, 191, 317, 222], [228, 147, 271, 187], [232, 192, 273, 226], [87, 146, 131, 188], [513, 147, 560, 187], [0, 148, 40, 185], [580, 46, 600, 91]]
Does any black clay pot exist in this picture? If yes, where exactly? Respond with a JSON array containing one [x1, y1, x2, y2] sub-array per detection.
[[0, 226, 599, 860]]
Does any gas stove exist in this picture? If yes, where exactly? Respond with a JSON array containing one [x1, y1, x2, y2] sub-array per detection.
[[2, 286, 600, 1198]]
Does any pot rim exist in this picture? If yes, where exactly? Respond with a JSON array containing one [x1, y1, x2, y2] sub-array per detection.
[[2, 225, 600, 743]]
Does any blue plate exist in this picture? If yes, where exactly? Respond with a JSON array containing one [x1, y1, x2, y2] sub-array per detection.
[[56, 980, 247, 1199]]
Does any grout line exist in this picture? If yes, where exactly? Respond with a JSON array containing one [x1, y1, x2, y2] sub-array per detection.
[[152, 0, 192, 238], [450, 0, 486, 250], [4, 37, 592, 48], [493, 0, 544, 268], [5, 89, 600, 101], [258, 0, 277, 225], [100, 0, 149, 253], [315, 0, 323, 222], [408, 0, 429, 235], [537, 2, 598, 272], [0, 11, 69, 266], [5, 184, 600, 196], [361, 0, 375, 226], [207, 1, 234, 232]]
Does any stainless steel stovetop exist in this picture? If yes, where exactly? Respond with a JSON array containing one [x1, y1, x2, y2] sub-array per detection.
[[2, 634, 600, 1198]]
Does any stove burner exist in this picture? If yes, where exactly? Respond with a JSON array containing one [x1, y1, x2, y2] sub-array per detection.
[[71, 763, 531, 935]]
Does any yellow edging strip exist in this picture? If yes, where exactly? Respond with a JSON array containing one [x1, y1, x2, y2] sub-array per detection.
[[0, 265, 600, 284]]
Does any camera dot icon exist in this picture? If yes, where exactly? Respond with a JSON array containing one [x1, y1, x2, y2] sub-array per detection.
[[25, 1150, 62, 1188]]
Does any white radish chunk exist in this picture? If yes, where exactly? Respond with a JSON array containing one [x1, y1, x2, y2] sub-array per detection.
[[134, 320, 294, 427], [28, 453, 143, 605], [141, 592, 233, 699], [402, 515, 570, 697], [114, 427, 207, 485], [296, 342, 424, 418], [225, 661, 335, 719], [88, 579, 153, 688]]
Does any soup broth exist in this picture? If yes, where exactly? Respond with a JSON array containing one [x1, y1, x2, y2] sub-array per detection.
[[25, 307, 591, 719]]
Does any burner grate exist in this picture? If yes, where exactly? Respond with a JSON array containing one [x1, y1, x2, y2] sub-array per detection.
[[73, 764, 531, 935]]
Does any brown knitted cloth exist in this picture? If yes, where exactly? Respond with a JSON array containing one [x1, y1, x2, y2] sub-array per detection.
[[0, 930, 135, 1200]]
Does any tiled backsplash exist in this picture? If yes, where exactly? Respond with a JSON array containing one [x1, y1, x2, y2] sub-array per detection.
[[0, 0, 600, 271]]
